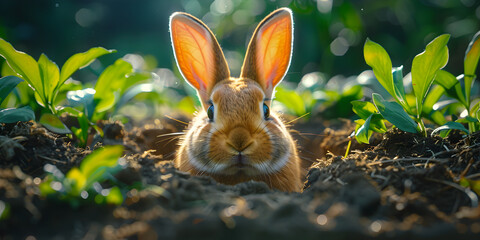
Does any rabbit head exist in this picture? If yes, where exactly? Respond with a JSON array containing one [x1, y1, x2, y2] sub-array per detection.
[[169, 8, 302, 192]]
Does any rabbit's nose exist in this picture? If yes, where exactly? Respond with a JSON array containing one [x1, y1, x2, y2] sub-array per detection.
[[226, 128, 253, 152]]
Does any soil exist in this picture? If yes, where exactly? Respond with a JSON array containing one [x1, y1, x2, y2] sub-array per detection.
[[1, 117, 480, 240]]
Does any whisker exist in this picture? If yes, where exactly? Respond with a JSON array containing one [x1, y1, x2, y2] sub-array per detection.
[[162, 151, 177, 159], [285, 112, 310, 125], [156, 132, 186, 138], [298, 156, 317, 163], [164, 115, 189, 125], [253, 120, 264, 135], [155, 134, 183, 144], [291, 131, 327, 137]]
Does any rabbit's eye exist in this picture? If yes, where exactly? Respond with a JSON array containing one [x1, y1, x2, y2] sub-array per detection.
[[207, 105, 214, 120], [263, 103, 270, 119]]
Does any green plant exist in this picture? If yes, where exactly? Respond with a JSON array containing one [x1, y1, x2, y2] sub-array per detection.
[[0, 38, 115, 115], [65, 59, 151, 123], [0, 37, 117, 136], [274, 73, 363, 119], [40, 145, 126, 207], [352, 34, 451, 143], [422, 31, 480, 135], [61, 59, 152, 146], [274, 85, 313, 117], [0, 38, 158, 146]]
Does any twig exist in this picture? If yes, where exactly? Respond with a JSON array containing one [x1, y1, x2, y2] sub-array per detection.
[[37, 155, 66, 164], [367, 157, 448, 166], [370, 174, 388, 181], [465, 173, 480, 179], [425, 177, 478, 208]]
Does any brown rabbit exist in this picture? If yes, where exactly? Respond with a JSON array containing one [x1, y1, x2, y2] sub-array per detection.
[[169, 8, 302, 192]]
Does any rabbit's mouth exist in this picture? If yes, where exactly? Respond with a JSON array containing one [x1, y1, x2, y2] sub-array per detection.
[[233, 153, 246, 166], [222, 153, 259, 175]]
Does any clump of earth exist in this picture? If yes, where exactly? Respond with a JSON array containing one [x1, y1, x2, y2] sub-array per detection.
[[1, 117, 479, 239]]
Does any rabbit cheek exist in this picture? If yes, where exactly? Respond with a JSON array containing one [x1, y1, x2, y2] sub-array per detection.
[[251, 119, 292, 174]]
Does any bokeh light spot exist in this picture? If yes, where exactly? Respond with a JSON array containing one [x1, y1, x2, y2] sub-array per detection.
[[330, 37, 349, 56], [317, 0, 332, 14], [75, 8, 96, 27]]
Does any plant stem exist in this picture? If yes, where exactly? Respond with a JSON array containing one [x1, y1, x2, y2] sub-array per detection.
[[465, 75, 476, 133], [468, 121, 475, 133], [344, 139, 352, 159], [417, 118, 427, 137]]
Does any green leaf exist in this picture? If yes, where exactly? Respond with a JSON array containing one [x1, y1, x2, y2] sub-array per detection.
[[464, 31, 480, 109], [355, 114, 374, 144], [274, 86, 306, 116], [466, 116, 478, 123], [0, 76, 23, 105], [372, 93, 418, 133], [431, 121, 469, 136], [105, 186, 124, 205], [65, 168, 86, 195], [464, 31, 480, 79], [351, 100, 377, 119], [7, 81, 34, 107], [67, 88, 96, 119], [0, 38, 42, 95], [411, 34, 450, 117], [392, 66, 407, 106], [71, 112, 91, 148], [364, 39, 396, 99], [354, 112, 386, 145], [430, 110, 447, 126], [38, 54, 60, 105], [0, 106, 35, 123], [114, 83, 154, 113], [79, 145, 124, 189], [459, 178, 480, 196], [369, 113, 388, 133], [39, 113, 72, 134], [94, 59, 133, 114], [60, 47, 116, 85], [434, 70, 466, 106], [0, 200, 11, 220], [423, 85, 445, 117], [177, 96, 196, 115], [1, 59, 17, 76], [57, 106, 82, 117], [477, 108, 480, 122], [121, 72, 152, 95]]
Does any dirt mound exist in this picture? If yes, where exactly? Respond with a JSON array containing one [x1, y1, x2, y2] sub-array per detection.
[[1, 119, 479, 239]]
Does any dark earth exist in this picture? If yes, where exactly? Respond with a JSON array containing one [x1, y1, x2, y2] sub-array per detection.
[[1, 116, 480, 239]]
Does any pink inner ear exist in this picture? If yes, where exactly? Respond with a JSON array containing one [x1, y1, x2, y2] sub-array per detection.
[[254, 13, 292, 89], [189, 62, 207, 90], [171, 15, 216, 91], [265, 63, 279, 88]]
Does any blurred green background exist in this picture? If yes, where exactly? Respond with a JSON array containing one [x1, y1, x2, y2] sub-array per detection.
[[0, 0, 479, 119]]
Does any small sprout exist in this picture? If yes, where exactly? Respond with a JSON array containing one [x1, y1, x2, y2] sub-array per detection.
[[355, 33, 453, 143], [40, 145, 126, 206]]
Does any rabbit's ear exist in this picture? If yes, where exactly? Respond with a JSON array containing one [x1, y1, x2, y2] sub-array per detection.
[[240, 8, 293, 98], [170, 12, 230, 104]]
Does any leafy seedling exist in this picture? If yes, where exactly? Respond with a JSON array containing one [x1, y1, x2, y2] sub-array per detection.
[[354, 34, 450, 143], [0, 38, 115, 130], [0, 38, 115, 114], [40, 145, 126, 207], [66, 59, 151, 123], [428, 30, 480, 134]]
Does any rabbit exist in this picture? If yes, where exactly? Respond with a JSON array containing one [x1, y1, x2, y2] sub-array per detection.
[[169, 8, 302, 192]]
